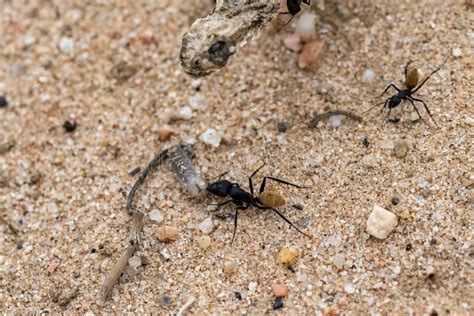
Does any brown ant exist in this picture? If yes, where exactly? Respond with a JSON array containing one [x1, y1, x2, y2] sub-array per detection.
[[207, 163, 311, 242], [363, 59, 447, 126], [281, 0, 311, 25]]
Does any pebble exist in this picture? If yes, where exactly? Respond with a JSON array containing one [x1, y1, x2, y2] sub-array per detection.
[[191, 79, 201, 90], [378, 139, 395, 149], [128, 255, 142, 268], [399, 209, 411, 219], [464, 117, 474, 126], [297, 217, 310, 228], [273, 297, 284, 310], [58, 37, 74, 54], [0, 95, 8, 108], [156, 226, 178, 242], [391, 196, 400, 205], [283, 34, 302, 52], [277, 121, 289, 133], [179, 106, 193, 120], [394, 141, 409, 158], [195, 235, 211, 249], [196, 217, 213, 235], [201, 128, 221, 148], [47, 257, 61, 273], [332, 253, 345, 269], [149, 209, 163, 223], [272, 283, 289, 297], [452, 47, 462, 57], [295, 13, 316, 39], [362, 68, 375, 82], [344, 283, 355, 294], [276, 247, 299, 264], [329, 115, 342, 127], [111, 62, 138, 83], [248, 282, 258, 292], [223, 260, 238, 276], [298, 37, 325, 69], [63, 120, 77, 133], [361, 155, 377, 168], [157, 126, 175, 141], [366, 205, 398, 239], [139, 29, 154, 44], [188, 94, 204, 109]]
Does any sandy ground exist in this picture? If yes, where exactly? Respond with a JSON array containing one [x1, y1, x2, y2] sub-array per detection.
[[1, 0, 473, 314]]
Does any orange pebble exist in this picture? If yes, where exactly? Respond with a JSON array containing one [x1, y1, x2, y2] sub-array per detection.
[[273, 283, 289, 297]]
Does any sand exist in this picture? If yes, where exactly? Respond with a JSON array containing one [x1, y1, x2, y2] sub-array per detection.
[[0, 0, 473, 314]]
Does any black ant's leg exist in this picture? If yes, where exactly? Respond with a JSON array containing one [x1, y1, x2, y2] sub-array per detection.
[[381, 107, 392, 126], [407, 98, 428, 125], [411, 59, 448, 94], [409, 96, 438, 126], [259, 176, 308, 194], [231, 205, 249, 244], [210, 199, 234, 207], [379, 98, 389, 114], [248, 163, 266, 195], [257, 205, 311, 238], [378, 84, 401, 98], [362, 99, 388, 115], [302, 0, 310, 4], [282, 14, 295, 26]]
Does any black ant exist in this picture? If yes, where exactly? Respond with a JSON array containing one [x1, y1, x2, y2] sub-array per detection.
[[363, 59, 447, 126], [207, 163, 311, 242], [281, 0, 311, 26]]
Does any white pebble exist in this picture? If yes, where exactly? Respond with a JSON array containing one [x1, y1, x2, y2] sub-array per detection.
[[366, 205, 398, 239], [452, 47, 462, 57], [47, 202, 59, 214], [128, 255, 142, 268], [197, 217, 213, 235], [23, 35, 35, 46], [188, 94, 204, 109], [329, 115, 342, 127], [295, 13, 316, 39], [332, 253, 345, 269], [410, 111, 420, 121], [58, 37, 75, 54], [361, 155, 377, 168], [464, 117, 474, 126], [344, 283, 355, 294], [362, 69, 376, 82], [378, 139, 395, 149], [201, 128, 221, 148], [149, 209, 163, 223], [179, 106, 193, 120], [191, 79, 202, 89], [248, 282, 258, 292]]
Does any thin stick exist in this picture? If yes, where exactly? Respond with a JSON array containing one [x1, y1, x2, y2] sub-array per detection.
[[176, 295, 196, 316], [309, 110, 363, 128]]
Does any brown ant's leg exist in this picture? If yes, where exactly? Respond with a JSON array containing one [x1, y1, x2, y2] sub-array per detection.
[[409, 96, 437, 126], [259, 176, 308, 194], [248, 163, 266, 195], [379, 84, 401, 98], [407, 98, 428, 125]]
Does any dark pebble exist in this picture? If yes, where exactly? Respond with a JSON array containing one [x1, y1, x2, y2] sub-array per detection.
[[391, 196, 400, 205], [405, 243, 412, 251], [235, 292, 242, 300], [130, 167, 141, 176], [273, 297, 283, 310], [388, 117, 401, 123], [362, 137, 369, 147], [0, 96, 8, 108], [63, 120, 77, 132], [161, 295, 171, 305], [277, 121, 289, 133], [292, 203, 304, 210]]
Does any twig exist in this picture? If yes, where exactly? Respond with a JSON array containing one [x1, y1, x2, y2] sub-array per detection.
[[308, 110, 363, 128], [176, 295, 196, 316]]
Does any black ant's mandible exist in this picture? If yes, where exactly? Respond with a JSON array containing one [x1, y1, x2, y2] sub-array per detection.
[[207, 163, 311, 242]]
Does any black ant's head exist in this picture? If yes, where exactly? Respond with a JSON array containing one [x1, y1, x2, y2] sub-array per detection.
[[207, 180, 232, 197]]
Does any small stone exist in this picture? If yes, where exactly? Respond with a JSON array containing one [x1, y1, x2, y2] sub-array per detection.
[[329, 115, 341, 127], [298, 37, 325, 69], [179, 106, 193, 120], [276, 247, 299, 265], [23, 34, 35, 46], [128, 255, 142, 268], [399, 209, 410, 219], [366, 205, 398, 239], [362, 69, 375, 82], [295, 13, 316, 39], [0, 140, 14, 155], [47, 202, 59, 213], [332, 253, 345, 270], [283, 34, 302, 52], [277, 121, 289, 133], [452, 47, 462, 57], [378, 139, 395, 149], [63, 120, 77, 132], [391, 196, 400, 205], [156, 226, 178, 242], [47, 257, 61, 273], [464, 117, 474, 126], [410, 111, 421, 122], [344, 283, 355, 294], [188, 94, 204, 109], [111, 62, 138, 83], [58, 37, 74, 54], [394, 141, 409, 158], [273, 297, 284, 310], [272, 283, 289, 297], [223, 260, 238, 276], [297, 217, 310, 228], [248, 281, 258, 292], [0, 95, 8, 108], [139, 29, 154, 44], [149, 209, 163, 223], [157, 126, 175, 141], [201, 128, 221, 148], [195, 235, 211, 249], [196, 217, 213, 235], [361, 155, 377, 168], [191, 79, 201, 90]]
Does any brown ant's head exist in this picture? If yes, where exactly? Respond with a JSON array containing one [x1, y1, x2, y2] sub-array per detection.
[[207, 179, 233, 197]]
